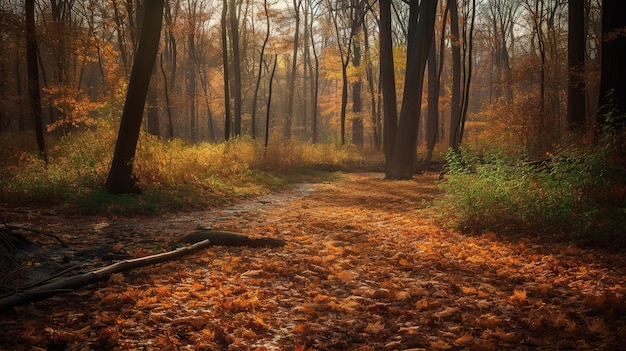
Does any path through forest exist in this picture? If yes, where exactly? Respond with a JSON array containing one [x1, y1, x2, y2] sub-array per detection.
[[1, 172, 625, 350]]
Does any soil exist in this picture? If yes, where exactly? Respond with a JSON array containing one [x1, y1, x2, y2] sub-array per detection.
[[0, 172, 625, 350]]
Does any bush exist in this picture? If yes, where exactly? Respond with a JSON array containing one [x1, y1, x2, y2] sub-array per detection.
[[0, 125, 360, 214], [437, 145, 623, 246]]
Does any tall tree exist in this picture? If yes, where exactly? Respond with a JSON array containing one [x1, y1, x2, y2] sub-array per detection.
[[567, 0, 585, 131], [380, 0, 398, 172], [285, 0, 302, 139], [449, 0, 462, 149], [251, 0, 271, 140], [387, 0, 438, 179], [221, 0, 231, 140], [25, 0, 47, 164], [229, 0, 242, 136], [105, 0, 164, 194], [597, 0, 626, 129]]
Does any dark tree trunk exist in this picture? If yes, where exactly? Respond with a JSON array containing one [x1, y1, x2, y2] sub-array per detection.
[[387, 0, 438, 179], [25, 0, 47, 164], [310, 9, 320, 144], [352, 25, 363, 148], [266, 54, 278, 149], [286, 0, 302, 139], [380, 0, 398, 174], [221, 0, 231, 140], [598, 0, 626, 129], [458, 0, 476, 146], [567, 0, 585, 132], [105, 0, 164, 194], [252, 0, 271, 140], [449, 0, 462, 150], [229, 0, 242, 136], [188, 32, 198, 141], [426, 31, 439, 162], [159, 54, 174, 139]]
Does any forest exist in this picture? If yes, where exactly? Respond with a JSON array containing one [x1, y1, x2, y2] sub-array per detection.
[[1, 0, 625, 350]]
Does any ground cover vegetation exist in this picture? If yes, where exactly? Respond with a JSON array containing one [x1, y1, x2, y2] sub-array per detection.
[[0, 123, 359, 214]]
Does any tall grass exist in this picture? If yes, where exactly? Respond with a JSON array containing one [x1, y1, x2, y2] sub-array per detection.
[[0, 123, 361, 214]]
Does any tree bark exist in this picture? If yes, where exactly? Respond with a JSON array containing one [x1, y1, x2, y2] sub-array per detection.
[[426, 31, 439, 162], [105, 0, 164, 194], [380, 0, 398, 175], [251, 0, 271, 140], [229, 0, 242, 136], [597, 0, 626, 129], [387, 0, 438, 179], [25, 0, 48, 164], [567, 0, 585, 132], [449, 0, 462, 150], [221, 0, 231, 140]]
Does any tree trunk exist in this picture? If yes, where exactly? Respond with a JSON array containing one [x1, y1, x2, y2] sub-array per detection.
[[597, 0, 626, 129], [25, 0, 48, 164], [159, 54, 175, 139], [380, 0, 398, 175], [105, 0, 164, 194], [567, 0, 586, 132], [286, 0, 302, 139], [352, 22, 363, 148], [229, 0, 242, 136], [449, 0, 462, 150], [251, 0, 271, 140], [266, 54, 278, 149], [387, 0, 438, 179], [426, 31, 439, 162], [188, 32, 198, 141], [458, 0, 476, 146], [221, 0, 231, 140], [310, 8, 320, 144]]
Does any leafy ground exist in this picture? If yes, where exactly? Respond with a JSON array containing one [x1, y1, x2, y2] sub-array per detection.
[[1, 172, 625, 350]]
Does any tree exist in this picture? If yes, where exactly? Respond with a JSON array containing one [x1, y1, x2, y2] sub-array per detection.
[[221, 0, 231, 140], [449, 0, 462, 149], [380, 0, 398, 172], [387, 0, 438, 179], [105, 0, 164, 194], [285, 0, 302, 139], [597, 0, 626, 128], [25, 0, 47, 164], [229, 0, 242, 136], [251, 0, 271, 140], [567, 0, 585, 132]]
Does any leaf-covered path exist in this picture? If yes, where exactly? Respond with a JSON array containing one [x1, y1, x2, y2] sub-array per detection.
[[1, 173, 625, 350]]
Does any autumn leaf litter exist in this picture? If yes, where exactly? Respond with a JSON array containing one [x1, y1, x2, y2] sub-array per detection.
[[1, 172, 625, 350]]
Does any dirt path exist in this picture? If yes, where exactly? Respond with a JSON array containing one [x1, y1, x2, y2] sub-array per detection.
[[1, 172, 625, 350]]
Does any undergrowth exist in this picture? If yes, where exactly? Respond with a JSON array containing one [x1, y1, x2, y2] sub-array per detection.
[[436, 140, 625, 248], [0, 125, 360, 215]]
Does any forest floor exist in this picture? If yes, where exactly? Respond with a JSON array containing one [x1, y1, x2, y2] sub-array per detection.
[[1, 172, 625, 350]]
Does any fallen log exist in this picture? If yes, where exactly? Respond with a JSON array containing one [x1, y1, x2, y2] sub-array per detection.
[[180, 230, 286, 248], [0, 239, 212, 311]]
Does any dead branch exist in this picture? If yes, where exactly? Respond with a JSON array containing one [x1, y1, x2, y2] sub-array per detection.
[[3, 222, 67, 247], [0, 239, 212, 311]]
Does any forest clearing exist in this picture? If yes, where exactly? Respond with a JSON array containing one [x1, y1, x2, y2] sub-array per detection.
[[1, 172, 625, 350]]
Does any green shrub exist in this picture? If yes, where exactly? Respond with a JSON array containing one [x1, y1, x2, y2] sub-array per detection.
[[437, 145, 621, 245]]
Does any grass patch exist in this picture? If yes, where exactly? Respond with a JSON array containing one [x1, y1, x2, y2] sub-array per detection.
[[0, 126, 363, 215]]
